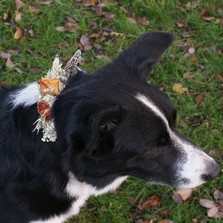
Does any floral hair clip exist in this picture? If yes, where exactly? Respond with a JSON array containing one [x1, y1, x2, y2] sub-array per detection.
[[34, 50, 82, 142]]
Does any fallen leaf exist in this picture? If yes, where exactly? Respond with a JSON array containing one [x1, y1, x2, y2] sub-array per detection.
[[85, 0, 98, 6], [219, 200, 223, 207], [3, 8, 10, 21], [40, 0, 53, 5], [213, 189, 223, 200], [137, 17, 149, 26], [28, 29, 35, 36], [199, 199, 216, 209], [88, 206, 96, 212], [29, 6, 41, 14], [215, 74, 223, 82], [13, 27, 22, 39], [64, 21, 76, 31], [172, 83, 188, 94], [80, 34, 90, 50], [217, 8, 223, 16], [200, 8, 210, 17], [195, 94, 204, 105], [216, 19, 223, 25], [176, 21, 185, 28], [15, 11, 22, 22], [127, 17, 137, 24], [55, 26, 67, 32], [103, 12, 115, 19], [0, 51, 11, 59], [66, 16, 77, 24], [202, 16, 215, 22], [30, 67, 39, 74], [174, 188, 193, 201], [158, 209, 169, 215], [207, 207, 219, 217], [208, 149, 223, 158], [188, 47, 195, 54], [89, 33, 100, 39], [157, 219, 173, 223], [15, 0, 25, 11], [188, 116, 203, 127], [15, 67, 23, 74], [127, 196, 136, 205], [6, 57, 15, 70], [183, 72, 195, 79], [137, 194, 161, 210]]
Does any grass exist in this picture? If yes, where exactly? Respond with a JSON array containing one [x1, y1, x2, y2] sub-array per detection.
[[0, 0, 223, 222]]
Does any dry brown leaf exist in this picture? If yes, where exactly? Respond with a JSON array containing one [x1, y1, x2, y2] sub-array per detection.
[[137, 194, 161, 210], [40, 0, 53, 5], [3, 8, 10, 21], [157, 219, 173, 223], [0, 51, 11, 59], [66, 16, 77, 23], [15, 0, 25, 11], [158, 209, 169, 215], [127, 17, 137, 24], [213, 189, 223, 200], [89, 33, 100, 39], [64, 22, 76, 31], [172, 191, 183, 203], [137, 17, 149, 26], [207, 207, 219, 217], [13, 27, 22, 40], [6, 58, 15, 70], [215, 74, 223, 82], [202, 16, 215, 22], [176, 21, 185, 28], [199, 199, 216, 209], [15, 11, 22, 22], [183, 72, 195, 79], [101, 12, 115, 19], [85, 0, 98, 6], [80, 35, 90, 50], [175, 188, 193, 201], [208, 149, 223, 158], [127, 196, 135, 205], [29, 6, 41, 14], [195, 94, 204, 105]]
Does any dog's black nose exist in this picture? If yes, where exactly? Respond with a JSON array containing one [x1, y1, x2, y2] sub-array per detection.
[[201, 163, 220, 181]]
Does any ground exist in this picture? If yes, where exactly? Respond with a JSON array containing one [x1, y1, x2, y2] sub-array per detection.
[[0, 0, 223, 222]]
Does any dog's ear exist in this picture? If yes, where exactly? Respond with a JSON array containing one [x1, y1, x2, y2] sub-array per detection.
[[89, 105, 123, 158], [116, 32, 173, 80]]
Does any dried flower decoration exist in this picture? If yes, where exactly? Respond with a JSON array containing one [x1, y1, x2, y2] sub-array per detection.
[[34, 50, 82, 142]]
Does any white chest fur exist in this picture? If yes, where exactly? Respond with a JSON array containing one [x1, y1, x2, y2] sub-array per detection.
[[30, 173, 127, 223]]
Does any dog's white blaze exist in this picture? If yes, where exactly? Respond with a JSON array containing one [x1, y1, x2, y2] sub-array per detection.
[[10, 82, 40, 108], [135, 93, 215, 188], [29, 173, 127, 223]]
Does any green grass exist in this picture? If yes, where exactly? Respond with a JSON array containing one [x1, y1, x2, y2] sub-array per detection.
[[1, 0, 223, 222]]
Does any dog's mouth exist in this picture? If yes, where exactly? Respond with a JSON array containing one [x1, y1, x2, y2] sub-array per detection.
[[176, 154, 220, 189]]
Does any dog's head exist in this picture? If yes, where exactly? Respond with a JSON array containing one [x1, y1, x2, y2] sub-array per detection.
[[54, 32, 219, 189]]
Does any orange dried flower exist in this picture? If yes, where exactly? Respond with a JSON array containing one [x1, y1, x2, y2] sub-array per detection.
[[37, 101, 51, 121], [37, 78, 60, 96]]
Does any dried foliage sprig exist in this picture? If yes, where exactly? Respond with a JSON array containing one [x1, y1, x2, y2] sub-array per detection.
[[34, 50, 82, 142]]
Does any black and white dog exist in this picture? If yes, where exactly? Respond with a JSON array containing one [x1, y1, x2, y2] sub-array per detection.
[[0, 32, 219, 223]]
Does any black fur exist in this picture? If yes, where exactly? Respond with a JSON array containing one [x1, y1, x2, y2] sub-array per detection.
[[0, 32, 218, 223]]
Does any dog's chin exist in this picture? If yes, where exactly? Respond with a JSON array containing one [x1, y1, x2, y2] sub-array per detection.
[[146, 179, 207, 190]]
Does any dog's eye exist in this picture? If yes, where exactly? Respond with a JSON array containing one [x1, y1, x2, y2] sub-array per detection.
[[158, 135, 170, 147]]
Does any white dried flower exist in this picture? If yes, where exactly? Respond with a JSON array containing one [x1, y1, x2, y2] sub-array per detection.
[[33, 50, 82, 142]]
